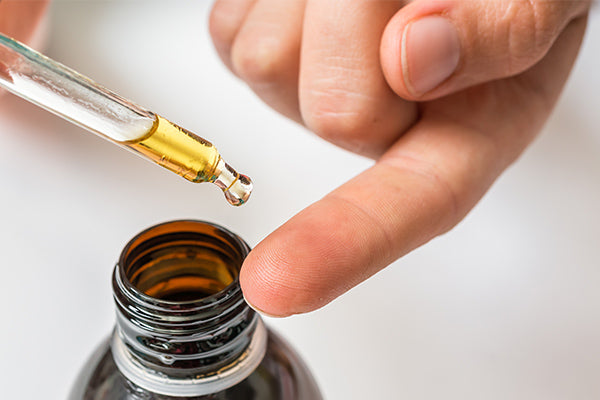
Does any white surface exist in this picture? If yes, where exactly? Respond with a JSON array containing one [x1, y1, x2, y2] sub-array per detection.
[[0, 2, 599, 399]]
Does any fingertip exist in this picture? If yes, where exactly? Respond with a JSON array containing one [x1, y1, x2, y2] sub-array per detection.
[[239, 202, 370, 317], [239, 245, 296, 318], [239, 233, 324, 318], [240, 247, 342, 321]]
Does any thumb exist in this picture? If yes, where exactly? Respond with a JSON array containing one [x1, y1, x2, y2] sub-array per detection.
[[380, 0, 590, 99]]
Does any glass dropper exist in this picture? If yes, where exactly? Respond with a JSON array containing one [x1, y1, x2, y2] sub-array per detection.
[[0, 33, 252, 206]]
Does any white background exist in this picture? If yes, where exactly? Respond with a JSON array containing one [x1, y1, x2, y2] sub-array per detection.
[[1, 1, 599, 399]]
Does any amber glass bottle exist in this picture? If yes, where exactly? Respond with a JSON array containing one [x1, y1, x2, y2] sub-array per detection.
[[69, 220, 322, 400]]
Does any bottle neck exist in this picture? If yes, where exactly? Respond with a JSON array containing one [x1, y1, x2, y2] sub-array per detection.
[[109, 221, 267, 397]]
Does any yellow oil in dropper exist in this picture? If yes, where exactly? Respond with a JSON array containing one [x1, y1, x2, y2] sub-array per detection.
[[0, 34, 252, 206], [123, 115, 252, 206]]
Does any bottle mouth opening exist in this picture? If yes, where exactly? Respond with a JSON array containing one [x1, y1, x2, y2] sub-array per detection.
[[117, 220, 249, 305], [111, 220, 266, 392]]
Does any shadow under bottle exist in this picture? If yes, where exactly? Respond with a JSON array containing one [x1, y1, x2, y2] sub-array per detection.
[[69, 220, 322, 400]]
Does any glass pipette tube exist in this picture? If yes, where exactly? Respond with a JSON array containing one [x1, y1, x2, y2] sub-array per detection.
[[0, 33, 252, 206]]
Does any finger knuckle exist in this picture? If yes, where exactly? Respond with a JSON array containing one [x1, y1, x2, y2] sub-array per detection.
[[504, 0, 579, 71], [303, 89, 375, 151], [524, 0, 560, 49], [231, 36, 289, 85], [498, 1, 538, 72], [208, 5, 237, 50]]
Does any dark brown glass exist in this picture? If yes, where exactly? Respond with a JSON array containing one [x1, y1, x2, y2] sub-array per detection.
[[69, 221, 322, 400]]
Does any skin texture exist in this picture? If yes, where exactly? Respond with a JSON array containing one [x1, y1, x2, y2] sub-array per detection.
[[210, 0, 591, 317]]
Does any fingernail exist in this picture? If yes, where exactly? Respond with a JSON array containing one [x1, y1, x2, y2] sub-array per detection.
[[243, 295, 287, 318], [402, 15, 460, 96]]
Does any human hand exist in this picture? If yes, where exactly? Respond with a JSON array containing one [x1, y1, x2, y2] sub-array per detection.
[[209, 0, 590, 316]]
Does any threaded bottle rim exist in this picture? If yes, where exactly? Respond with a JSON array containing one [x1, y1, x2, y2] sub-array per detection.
[[113, 220, 250, 333], [110, 220, 266, 396]]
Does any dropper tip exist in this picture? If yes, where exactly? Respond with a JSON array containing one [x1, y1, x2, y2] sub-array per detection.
[[213, 159, 253, 206], [224, 173, 253, 206]]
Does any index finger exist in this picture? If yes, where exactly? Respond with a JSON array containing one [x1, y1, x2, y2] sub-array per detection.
[[239, 16, 587, 317]]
